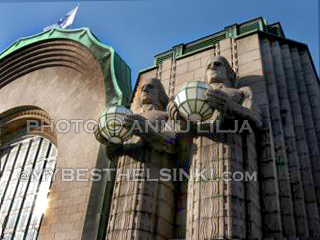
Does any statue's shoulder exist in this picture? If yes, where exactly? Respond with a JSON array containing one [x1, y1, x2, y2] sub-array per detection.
[[222, 87, 244, 104], [142, 109, 168, 121], [238, 86, 253, 98], [238, 86, 260, 112]]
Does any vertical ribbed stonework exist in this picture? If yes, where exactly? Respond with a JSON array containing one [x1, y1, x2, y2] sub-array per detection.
[[231, 38, 239, 78], [290, 46, 320, 235], [156, 63, 162, 80], [259, 38, 284, 237], [260, 35, 320, 237], [106, 138, 176, 240], [106, 154, 142, 239], [259, 125, 283, 236], [280, 43, 308, 236], [214, 42, 220, 56], [186, 137, 225, 240], [300, 48, 320, 213], [272, 39, 309, 236], [168, 54, 177, 98], [185, 137, 195, 240], [243, 131, 262, 239], [264, 38, 296, 236], [227, 133, 246, 239], [236, 33, 265, 238], [186, 132, 248, 239]]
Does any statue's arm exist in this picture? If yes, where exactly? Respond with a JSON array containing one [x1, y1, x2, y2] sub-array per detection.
[[93, 125, 145, 160], [141, 130, 177, 153], [124, 114, 177, 154], [206, 87, 261, 125], [226, 86, 261, 126]]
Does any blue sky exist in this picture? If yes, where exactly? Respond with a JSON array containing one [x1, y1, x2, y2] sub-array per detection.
[[0, 0, 318, 87]]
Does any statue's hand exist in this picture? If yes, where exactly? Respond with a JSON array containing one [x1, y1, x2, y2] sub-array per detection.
[[93, 124, 109, 145], [106, 142, 124, 159], [123, 114, 146, 134], [167, 99, 179, 120], [206, 89, 231, 111], [94, 124, 123, 158]]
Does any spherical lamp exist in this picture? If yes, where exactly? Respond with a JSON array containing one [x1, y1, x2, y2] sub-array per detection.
[[174, 81, 213, 122], [98, 106, 133, 144]]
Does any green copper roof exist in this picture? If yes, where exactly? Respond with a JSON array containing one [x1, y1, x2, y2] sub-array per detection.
[[0, 27, 131, 106]]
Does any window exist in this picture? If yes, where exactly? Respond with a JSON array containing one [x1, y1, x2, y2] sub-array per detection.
[[0, 136, 57, 239]]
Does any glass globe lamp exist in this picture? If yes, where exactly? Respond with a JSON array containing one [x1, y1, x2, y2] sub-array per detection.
[[98, 106, 133, 144], [174, 81, 214, 122]]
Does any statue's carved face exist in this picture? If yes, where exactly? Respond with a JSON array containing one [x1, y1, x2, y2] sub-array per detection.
[[140, 78, 160, 106], [206, 56, 228, 83]]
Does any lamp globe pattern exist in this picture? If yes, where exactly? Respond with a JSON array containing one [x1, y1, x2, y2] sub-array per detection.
[[174, 81, 214, 122], [98, 105, 133, 144]]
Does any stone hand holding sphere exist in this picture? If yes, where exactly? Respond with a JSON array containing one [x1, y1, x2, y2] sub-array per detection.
[[205, 89, 232, 112], [167, 98, 179, 120], [123, 114, 147, 135]]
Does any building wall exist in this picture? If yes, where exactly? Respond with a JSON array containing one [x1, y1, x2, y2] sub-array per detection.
[[136, 31, 320, 238], [0, 40, 110, 240], [259, 33, 320, 237]]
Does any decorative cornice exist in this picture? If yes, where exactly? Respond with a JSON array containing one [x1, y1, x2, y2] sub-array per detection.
[[0, 106, 56, 147], [154, 17, 286, 66], [0, 106, 49, 123]]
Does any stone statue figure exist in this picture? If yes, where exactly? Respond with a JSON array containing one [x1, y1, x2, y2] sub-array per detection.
[[204, 56, 259, 124], [95, 78, 177, 240], [168, 55, 261, 239]]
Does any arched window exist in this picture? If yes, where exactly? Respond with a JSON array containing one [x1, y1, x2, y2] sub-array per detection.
[[0, 136, 57, 239], [0, 106, 57, 240]]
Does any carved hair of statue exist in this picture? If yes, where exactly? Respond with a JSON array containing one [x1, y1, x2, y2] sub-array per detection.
[[204, 55, 237, 87], [133, 78, 169, 112]]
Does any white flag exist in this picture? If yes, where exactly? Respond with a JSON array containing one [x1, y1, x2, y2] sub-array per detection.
[[44, 5, 78, 31]]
